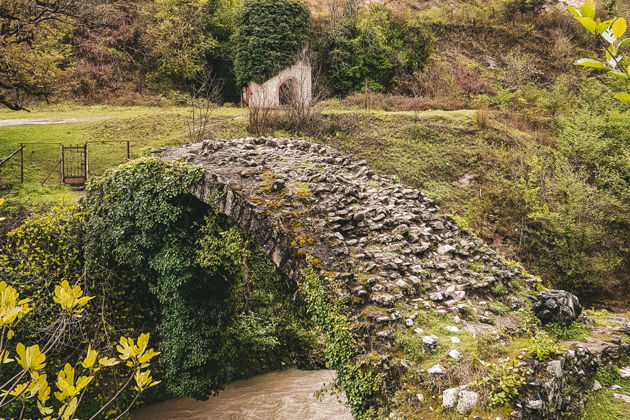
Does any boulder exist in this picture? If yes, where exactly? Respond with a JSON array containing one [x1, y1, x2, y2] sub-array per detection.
[[533, 289, 582, 324], [456, 390, 479, 414]]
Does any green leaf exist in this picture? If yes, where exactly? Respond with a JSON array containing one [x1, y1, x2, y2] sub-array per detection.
[[613, 92, 630, 101], [612, 18, 627, 39], [608, 70, 629, 79], [574, 58, 607, 68], [619, 38, 630, 47], [577, 16, 597, 33]]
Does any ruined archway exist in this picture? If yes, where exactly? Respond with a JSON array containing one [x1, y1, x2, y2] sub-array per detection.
[[279, 78, 299, 106]]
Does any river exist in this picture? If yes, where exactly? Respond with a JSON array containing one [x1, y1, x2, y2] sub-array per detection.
[[132, 369, 352, 420]]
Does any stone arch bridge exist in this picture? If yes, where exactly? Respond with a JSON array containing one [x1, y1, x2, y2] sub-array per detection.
[[157, 137, 627, 419]]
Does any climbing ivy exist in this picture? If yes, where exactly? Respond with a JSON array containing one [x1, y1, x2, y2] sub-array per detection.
[[86, 158, 320, 399], [299, 261, 382, 419], [233, 0, 310, 86]]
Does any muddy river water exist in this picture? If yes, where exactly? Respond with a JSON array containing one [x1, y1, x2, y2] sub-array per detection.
[[132, 369, 352, 420]]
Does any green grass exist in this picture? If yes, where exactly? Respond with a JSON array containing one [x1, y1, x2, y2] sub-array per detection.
[[581, 367, 630, 420], [0, 104, 249, 215]]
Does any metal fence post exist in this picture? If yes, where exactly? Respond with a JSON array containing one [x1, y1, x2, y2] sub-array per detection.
[[20, 143, 24, 183]]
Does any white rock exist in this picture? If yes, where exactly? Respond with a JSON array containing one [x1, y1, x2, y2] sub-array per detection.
[[416, 393, 424, 402], [613, 393, 630, 404], [620, 366, 630, 379], [593, 380, 602, 391], [413, 327, 424, 334], [437, 245, 456, 254], [450, 337, 461, 344], [526, 399, 543, 409], [428, 364, 445, 374], [422, 335, 439, 346], [429, 292, 444, 301], [456, 390, 479, 414], [405, 318, 414, 327], [611, 384, 622, 390], [444, 325, 460, 333], [442, 387, 460, 409], [449, 349, 461, 359]]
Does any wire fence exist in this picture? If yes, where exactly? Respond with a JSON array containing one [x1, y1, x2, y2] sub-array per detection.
[[0, 141, 132, 188]]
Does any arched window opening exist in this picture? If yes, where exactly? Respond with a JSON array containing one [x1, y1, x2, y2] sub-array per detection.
[[279, 78, 298, 106]]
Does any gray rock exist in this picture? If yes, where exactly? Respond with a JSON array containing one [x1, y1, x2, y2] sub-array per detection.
[[593, 380, 602, 391], [437, 245, 456, 255], [456, 391, 479, 414], [546, 360, 563, 378], [428, 364, 445, 374], [442, 387, 460, 409], [449, 349, 461, 359], [444, 325, 460, 333], [526, 399, 543, 410], [422, 335, 439, 346], [533, 289, 582, 324], [613, 393, 630, 404]]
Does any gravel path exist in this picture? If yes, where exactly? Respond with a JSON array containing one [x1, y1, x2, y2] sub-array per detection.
[[0, 116, 109, 127]]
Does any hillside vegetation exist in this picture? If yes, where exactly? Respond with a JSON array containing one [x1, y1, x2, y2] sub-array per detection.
[[0, 0, 629, 419]]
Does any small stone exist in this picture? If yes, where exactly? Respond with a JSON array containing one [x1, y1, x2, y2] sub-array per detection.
[[442, 387, 460, 409], [405, 318, 414, 327], [429, 292, 444, 301], [428, 364, 445, 374], [611, 384, 622, 390], [413, 327, 424, 334], [416, 393, 424, 402], [613, 393, 630, 404], [450, 337, 461, 344], [456, 391, 478, 414], [546, 360, 563, 378], [593, 380, 602, 391], [437, 245, 456, 255], [444, 325, 460, 333], [448, 349, 461, 359], [620, 367, 630, 379], [526, 400, 543, 410], [422, 335, 439, 346]]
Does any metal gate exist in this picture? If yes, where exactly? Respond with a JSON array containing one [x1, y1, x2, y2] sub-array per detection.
[[61, 144, 88, 186]]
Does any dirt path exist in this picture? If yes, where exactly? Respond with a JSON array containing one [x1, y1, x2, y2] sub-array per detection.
[[0, 116, 109, 127]]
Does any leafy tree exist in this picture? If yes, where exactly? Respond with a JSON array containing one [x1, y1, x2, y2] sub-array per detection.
[[233, 0, 310, 86], [313, 4, 432, 95], [145, 0, 219, 91], [568, 0, 630, 101], [0, 0, 87, 110]]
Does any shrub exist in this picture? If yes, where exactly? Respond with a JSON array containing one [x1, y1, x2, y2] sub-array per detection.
[[528, 331, 564, 361]]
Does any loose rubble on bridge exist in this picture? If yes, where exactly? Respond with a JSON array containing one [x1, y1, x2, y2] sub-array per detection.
[[158, 137, 629, 419]]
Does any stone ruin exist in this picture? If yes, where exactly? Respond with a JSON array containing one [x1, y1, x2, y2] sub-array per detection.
[[241, 59, 312, 108], [157, 137, 629, 419]]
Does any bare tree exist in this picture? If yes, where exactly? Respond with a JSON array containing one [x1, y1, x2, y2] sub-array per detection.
[[187, 72, 223, 143]]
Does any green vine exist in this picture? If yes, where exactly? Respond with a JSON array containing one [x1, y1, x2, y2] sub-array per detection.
[[299, 261, 382, 419]]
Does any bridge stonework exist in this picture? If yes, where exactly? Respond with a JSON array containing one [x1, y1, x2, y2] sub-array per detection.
[[157, 137, 628, 419], [158, 137, 534, 322]]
